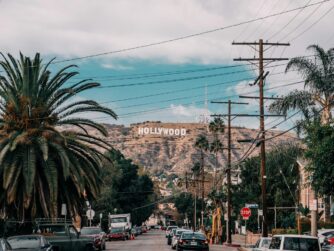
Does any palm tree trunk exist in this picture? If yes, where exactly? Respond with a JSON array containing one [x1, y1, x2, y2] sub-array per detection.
[[321, 104, 332, 125], [324, 196, 331, 223]]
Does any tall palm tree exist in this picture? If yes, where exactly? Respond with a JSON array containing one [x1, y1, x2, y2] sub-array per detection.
[[269, 45, 334, 124], [0, 53, 117, 221], [194, 135, 209, 226], [269, 44, 334, 222], [208, 118, 225, 188]]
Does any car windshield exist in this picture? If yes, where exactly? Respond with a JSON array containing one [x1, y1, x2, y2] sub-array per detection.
[[262, 238, 271, 247], [111, 217, 126, 223], [81, 228, 101, 235], [8, 236, 41, 249], [176, 230, 190, 237], [181, 232, 206, 240], [323, 231, 334, 236], [269, 236, 281, 249], [111, 228, 123, 233]]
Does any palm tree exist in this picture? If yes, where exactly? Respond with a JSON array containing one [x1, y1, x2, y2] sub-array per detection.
[[269, 45, 334, 124], [208, 118, 225, 188], [209, 117, 225, 136], [0, 53, 117, 221], [194, 135, 209, 226], [269, 45, 334, 222]]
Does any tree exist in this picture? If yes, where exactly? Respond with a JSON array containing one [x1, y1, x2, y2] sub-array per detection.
[[234, 143, 301, 231], [194, 135, 209, 204], [269, 45, 334, 125], [269, 45, 334, 221], [304, 122, 334, 221], [174, 192, 203, 229], [0, 53, 116, 221], [94, 149, 157, 227]]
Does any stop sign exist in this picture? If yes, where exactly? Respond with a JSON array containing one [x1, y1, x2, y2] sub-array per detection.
[[240, 207, 251, 219]]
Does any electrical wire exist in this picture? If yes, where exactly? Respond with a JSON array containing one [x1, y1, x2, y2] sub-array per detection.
[[51, 0, 328, 64], [268, 0, 313, 40]]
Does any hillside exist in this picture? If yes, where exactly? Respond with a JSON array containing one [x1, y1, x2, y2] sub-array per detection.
[[88, 122, 298, 178]]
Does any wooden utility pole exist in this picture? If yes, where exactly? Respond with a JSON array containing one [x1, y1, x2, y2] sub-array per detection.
[[232, 39, 289, 237], [211, 100, 248, 245]]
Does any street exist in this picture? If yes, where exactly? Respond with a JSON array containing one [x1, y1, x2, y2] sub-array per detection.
[[107, 230, 238, 251]]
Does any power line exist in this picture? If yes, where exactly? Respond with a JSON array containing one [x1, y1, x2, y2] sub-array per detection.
[[116, 77, 301, 111], [289, 3, 334, 42], [108, 80, 304, 119], [51, 0, 328, 64], [268, 0, 313, 40]]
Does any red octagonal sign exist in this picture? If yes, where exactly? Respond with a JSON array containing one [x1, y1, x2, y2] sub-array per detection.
[[240, 207, 251, 219]]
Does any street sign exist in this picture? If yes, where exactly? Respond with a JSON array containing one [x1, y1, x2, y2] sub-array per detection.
[[246, 203, 258, 209], [258, 209, 263, 216], [86, 209, 95, 220], [240, 207, 251, 220]]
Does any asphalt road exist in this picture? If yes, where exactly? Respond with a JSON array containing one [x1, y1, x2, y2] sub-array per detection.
[[107, 230, 238, 251]]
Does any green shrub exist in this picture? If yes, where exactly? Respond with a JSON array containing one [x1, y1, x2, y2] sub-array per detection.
[[271, 228, 298, 235]]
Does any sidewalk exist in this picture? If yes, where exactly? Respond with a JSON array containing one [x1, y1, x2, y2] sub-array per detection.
[[209, 234, 251, 251]]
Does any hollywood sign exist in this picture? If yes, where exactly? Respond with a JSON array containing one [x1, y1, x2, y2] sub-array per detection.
[[138, 127, 187, 136]]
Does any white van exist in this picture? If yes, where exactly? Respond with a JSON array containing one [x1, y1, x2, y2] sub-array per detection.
[[268, 235, 320, 251]]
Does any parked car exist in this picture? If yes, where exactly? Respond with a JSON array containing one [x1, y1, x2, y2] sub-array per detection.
[[268, 234, 320, 251], [141, 225, 148, 233], [167, 228, 177, 245], [252, 237, 272, 251], [171, 229, 191, 249], [80, 227, 106, 250], [324, 233, 334, 246], [177, 231, 209, 251], [7, 235, 52, 251], [0, 238, 12, 251], [108, 227, 127, 241], [318, 229, 334, 245], [36, 221, 95, 251], [135, 226, 142, 235], [323, 244, 334, 251], [166, 226, 177, 238]]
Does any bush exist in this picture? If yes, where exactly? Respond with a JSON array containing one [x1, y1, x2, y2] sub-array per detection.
[[300, 218, 334, 233], [271, 228, 298, 235]]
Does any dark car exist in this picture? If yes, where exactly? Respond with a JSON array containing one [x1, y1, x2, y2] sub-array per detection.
[[80, 227, 106, 250], [177, 232, 209, 251], [135, 226, 142, 235], [7, 235, 52, 251], [108, 227, 127, 241], [0, 239, 11, 251]]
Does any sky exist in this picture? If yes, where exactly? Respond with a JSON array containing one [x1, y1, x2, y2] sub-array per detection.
[[1, 0, 334, 130]]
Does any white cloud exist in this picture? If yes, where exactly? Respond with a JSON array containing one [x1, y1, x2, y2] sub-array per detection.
[[0, 0, 333, 64], [101, 63, 133, 71]]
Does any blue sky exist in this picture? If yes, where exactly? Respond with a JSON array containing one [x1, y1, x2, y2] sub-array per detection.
[[1, 0, 333, 129]]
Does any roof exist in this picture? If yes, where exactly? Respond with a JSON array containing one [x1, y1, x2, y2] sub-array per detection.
[[273, 234, 318, 239]]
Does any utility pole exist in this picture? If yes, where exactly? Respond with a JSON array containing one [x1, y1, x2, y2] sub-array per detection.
[[233, 39, 289, 237], [211, 100, 248, 245]]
